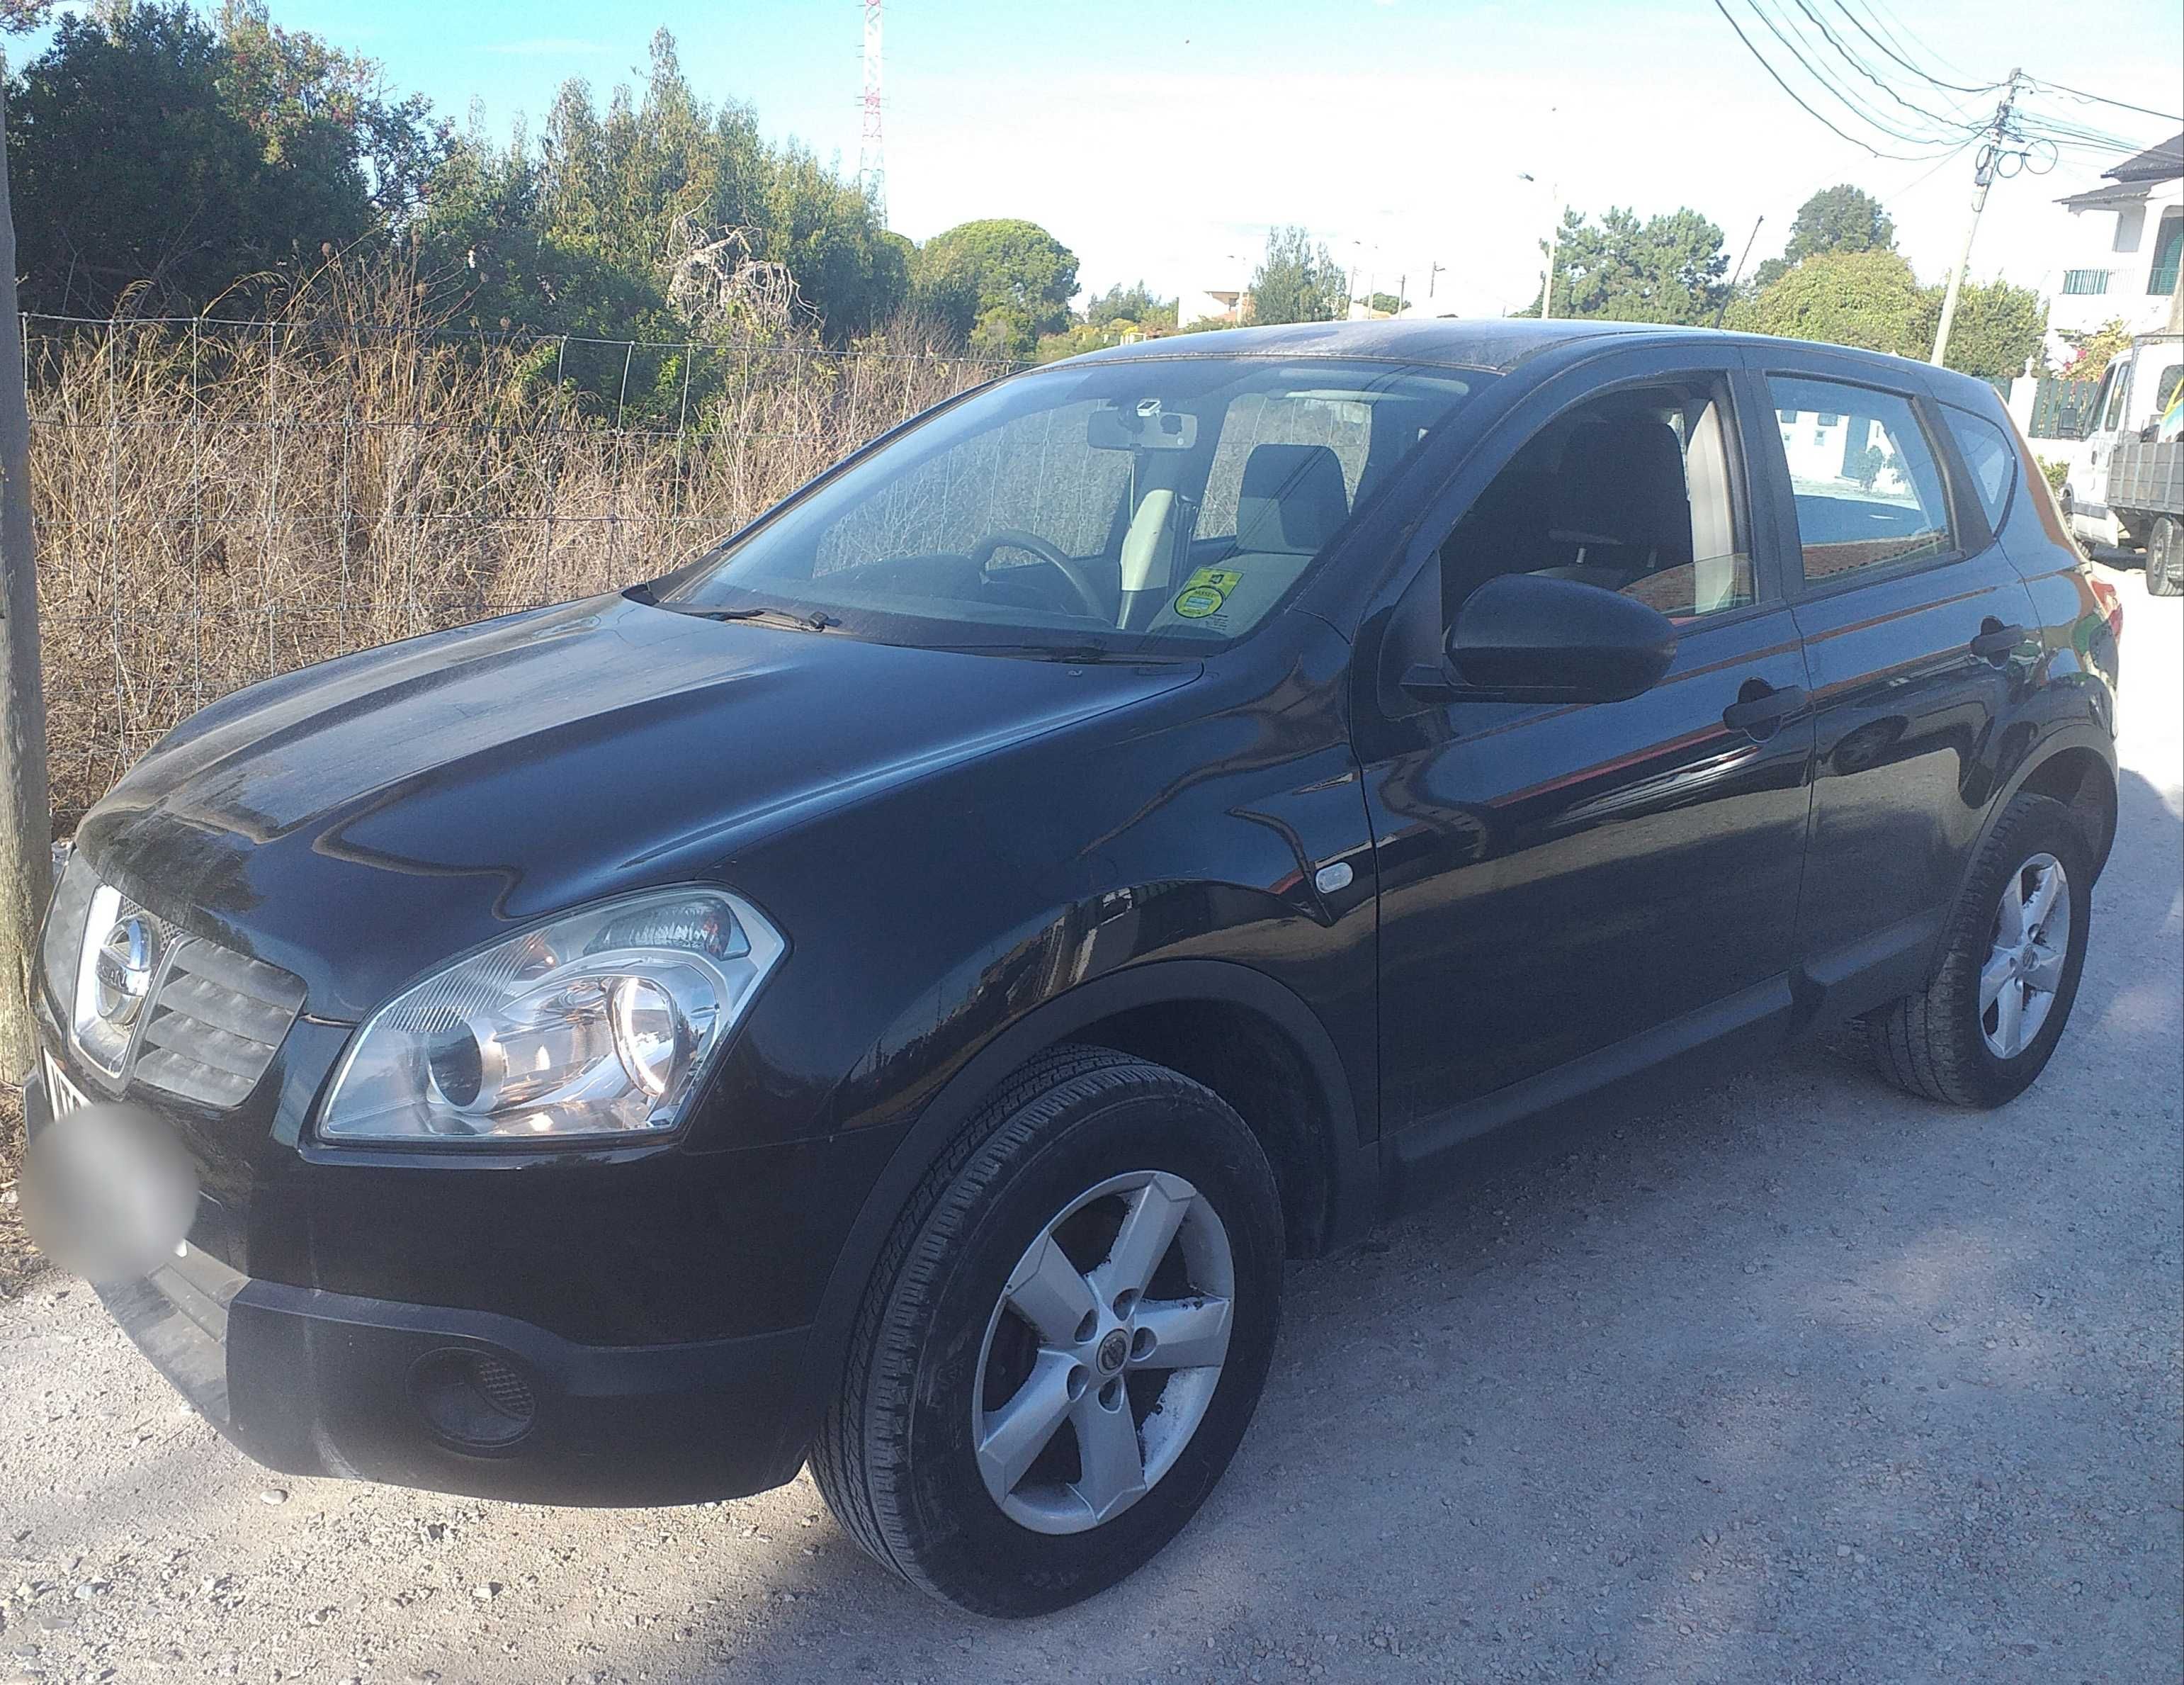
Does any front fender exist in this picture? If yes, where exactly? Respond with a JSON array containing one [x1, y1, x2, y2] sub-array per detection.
[[780, 955, 1378, 1463]]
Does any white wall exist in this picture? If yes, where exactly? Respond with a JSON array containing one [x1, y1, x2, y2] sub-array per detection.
[[2047, 181, 2183, 356]]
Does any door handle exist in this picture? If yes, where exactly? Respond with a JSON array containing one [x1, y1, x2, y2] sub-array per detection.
[[1969, 621, 2027, 662], [1721, 680, 1807, 739]]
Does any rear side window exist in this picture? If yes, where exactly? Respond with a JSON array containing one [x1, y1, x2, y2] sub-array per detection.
[[1941, 403, 2018, 531], [1765, 376, 1952, 584], [2152, 363, 2183, 434]]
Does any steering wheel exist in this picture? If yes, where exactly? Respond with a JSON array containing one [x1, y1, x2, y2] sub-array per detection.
[[968, 529, 1109, 621]]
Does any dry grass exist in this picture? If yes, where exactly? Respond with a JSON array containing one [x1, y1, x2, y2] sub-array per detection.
[[0, 1085, 39, 1302], [27, 293, 1009, 827]]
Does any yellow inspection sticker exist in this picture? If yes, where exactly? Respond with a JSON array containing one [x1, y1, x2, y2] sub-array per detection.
[[1172, 567, 1243, 619]]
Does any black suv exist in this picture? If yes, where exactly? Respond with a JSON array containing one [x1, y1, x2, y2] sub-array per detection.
[[26, 320, 2121, 1616]]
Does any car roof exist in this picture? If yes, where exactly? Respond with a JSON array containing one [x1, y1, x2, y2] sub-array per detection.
[[1070, 316, 1677, 374], [1070, 316, 1966, 392]]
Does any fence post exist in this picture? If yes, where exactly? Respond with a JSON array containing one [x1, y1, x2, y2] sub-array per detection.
[[0, 91, 53, 1081]]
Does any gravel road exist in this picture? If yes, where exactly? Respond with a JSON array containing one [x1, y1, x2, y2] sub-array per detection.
[[2, 568, 2177, 1685]]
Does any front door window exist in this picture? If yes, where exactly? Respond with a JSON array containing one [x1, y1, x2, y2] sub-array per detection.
[[1439, 380, 1755, 625]]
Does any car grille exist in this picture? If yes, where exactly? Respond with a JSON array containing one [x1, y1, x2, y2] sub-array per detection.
[[44, 848, 307, 1110], [133, 940, 307, 1108]]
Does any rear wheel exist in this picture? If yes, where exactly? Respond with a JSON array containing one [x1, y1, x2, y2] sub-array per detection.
[[812, 1046, 1284, 1616], [2146, 514, 2183, 597], [1864, 794, 2093, 1108]]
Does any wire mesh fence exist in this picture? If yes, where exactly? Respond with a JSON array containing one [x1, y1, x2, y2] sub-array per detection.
[[23, 312, 1013, 826]]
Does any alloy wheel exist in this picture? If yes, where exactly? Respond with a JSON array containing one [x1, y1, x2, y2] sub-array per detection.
[[1979, 851, 2071, 1059], [973, 1170, 1235, 1535]]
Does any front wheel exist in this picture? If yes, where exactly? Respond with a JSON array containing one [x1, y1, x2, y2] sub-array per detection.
[[2146, 514, 2183, 597], [812, 1047, 1284, 1616], [1864, 794, 2093, 1108]]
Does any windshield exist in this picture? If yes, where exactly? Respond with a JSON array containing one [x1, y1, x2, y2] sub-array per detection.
[[659, 356, 1489, 654]]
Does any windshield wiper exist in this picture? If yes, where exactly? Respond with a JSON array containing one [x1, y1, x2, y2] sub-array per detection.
[[663, 604, 840, 632], [919, 641, 1189, 663]]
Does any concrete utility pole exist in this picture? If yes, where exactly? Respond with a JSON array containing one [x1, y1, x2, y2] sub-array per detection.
[[0, 90, 52, 1081], [1931, 69, 2024, 368]]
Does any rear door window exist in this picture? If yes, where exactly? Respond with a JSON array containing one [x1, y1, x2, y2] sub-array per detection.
[[1940, 404, 2018, 531], [1764, 376, 1953, 584]]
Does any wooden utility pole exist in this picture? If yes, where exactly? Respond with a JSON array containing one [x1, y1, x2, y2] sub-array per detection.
[[0, 89, 53, 1082]]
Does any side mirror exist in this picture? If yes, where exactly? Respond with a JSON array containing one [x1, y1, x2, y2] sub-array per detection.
[[1405, 573, 1679, 705]]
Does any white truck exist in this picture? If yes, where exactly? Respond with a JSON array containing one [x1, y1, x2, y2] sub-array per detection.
[[2064, 328, 2184, 596]]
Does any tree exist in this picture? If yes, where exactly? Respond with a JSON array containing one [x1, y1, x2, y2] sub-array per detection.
[[1249, 225, 1346, 325], [1367, 291, 1408, 316], [1725, 249, 1925, 356], [215, 1, 448, 225], [1529, 206, 1728, 325], [436, 31, 906, 352], [1725, 249, 2047, 379], [1911, 274, 2046, 380], [1084, 281, 1175, 332], [1751, 183, 1894, 289], [0, 1, 57, 35], [912, 218, 1078, 357], [4, 1, 444, 317]]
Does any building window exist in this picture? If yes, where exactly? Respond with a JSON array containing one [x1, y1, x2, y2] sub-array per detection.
[[2149, 212, 2182, 297], [2061, 269, 2112, 295]]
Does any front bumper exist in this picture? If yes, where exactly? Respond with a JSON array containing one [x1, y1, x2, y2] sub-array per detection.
[[27, 1067, 817, 1507]]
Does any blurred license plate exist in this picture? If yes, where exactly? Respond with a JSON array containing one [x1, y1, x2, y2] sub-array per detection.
[[41, 1049, 89, 1118]]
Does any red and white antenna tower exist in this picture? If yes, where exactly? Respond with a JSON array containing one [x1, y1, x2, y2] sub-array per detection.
[[859, 0, 886, 227]]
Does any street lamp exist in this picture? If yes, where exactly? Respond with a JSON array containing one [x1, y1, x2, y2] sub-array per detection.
[[1519, 171, 1561, 320]]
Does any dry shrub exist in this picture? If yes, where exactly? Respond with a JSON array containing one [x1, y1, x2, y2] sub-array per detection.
[[28, 289, 1009, 828]]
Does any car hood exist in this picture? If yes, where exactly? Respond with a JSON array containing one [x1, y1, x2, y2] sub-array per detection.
[[77, 594, 1199, 1020]]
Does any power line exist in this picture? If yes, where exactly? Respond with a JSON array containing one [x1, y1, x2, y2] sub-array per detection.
[[1826, 0, 1996, 95], [2025, 77, 2184, 127], [1876, 134, 1983, 209], [1720, 0, 2168, 172], [1741, 0, 1977, 150], [1708, 0, 1964, 159], [1789, 0, 1984, 135]]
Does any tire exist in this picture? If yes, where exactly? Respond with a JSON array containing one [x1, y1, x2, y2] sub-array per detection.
[[811, 1044, 1284, 1616], [2147, 514, 2183, 597], [1864, 794, 2093, 1108]]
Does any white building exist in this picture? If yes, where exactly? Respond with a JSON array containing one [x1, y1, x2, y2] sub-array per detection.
[[2048, 132, 2182, 359], [1179, 289, 1250, 329]]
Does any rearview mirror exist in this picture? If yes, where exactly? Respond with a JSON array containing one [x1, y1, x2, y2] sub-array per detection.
[[1088, 404, 1199, 451], [1408, 573, 1678, 704]]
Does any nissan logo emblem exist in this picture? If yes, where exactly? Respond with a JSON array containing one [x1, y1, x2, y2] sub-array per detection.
[[93, 915, 157, 1030]]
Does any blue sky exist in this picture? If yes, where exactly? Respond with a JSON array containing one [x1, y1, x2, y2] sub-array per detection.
[[26, 1, 2184, 315]]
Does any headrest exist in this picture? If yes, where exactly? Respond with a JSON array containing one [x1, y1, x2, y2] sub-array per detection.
[[1235, 444, 1351, 556], [1551, 417, 1692, 563]]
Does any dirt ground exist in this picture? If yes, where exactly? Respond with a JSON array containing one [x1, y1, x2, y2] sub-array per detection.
[[1, 566, 2177, 1685]]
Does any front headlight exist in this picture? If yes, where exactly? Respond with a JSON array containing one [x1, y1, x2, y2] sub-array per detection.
[[318, 889, 785, 1144]]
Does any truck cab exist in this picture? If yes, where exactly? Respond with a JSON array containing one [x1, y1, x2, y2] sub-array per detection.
[[2066, 329, 2184, 571]]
